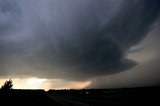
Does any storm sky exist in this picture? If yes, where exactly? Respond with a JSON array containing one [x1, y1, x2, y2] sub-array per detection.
[[0, 0, 160, 89]]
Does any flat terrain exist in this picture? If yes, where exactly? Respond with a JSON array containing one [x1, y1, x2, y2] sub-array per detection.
[[48, 86, 160, 105], [0, 90, 61, 106], [0, 86, 160, 105]]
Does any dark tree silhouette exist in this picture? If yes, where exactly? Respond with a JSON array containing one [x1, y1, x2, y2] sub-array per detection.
[[1, 79, 13, 90]]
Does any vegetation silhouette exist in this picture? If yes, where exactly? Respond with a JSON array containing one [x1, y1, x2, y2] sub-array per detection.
[[1, 78, 13, 90]]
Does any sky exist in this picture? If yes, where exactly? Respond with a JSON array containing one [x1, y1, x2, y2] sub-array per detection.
[[0, 0, 160, 90]]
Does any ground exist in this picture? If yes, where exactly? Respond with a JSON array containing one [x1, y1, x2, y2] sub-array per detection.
[[0, 86, 160, 105]]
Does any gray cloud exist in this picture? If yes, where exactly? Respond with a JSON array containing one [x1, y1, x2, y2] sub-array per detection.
[[0, 0, 21, 36], [88, 61, 160, 88], [88, 54, 160, 88], [88, 18, 160, 88], [0, 0, 160, 81]]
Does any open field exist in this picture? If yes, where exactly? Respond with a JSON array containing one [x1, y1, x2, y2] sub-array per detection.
[[0, 86, 160, 105], [48, 86, 160, 105]]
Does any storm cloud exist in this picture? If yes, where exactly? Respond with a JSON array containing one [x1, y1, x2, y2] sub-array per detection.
[[0, 0, 160, 81]]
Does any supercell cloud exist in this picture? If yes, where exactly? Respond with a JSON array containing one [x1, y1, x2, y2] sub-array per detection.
[[0, 0, 160, 82]]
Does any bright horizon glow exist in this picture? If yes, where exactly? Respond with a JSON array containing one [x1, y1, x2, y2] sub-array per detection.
[[26, 78, 47, 85], [0, 77, 91, 91]]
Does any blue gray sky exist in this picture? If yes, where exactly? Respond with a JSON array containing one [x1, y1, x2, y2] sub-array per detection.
[[0, 0, 160, 89]]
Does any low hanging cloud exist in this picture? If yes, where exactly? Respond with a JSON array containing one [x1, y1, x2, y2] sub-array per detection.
[[88, 19, 160, 88], [0, 0, 160, 81]]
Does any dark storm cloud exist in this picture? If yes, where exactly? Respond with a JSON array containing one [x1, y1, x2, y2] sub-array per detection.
[[0, 0, 21, 35], [0, 0, 160, 81], [88, 18, 160, 88]]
